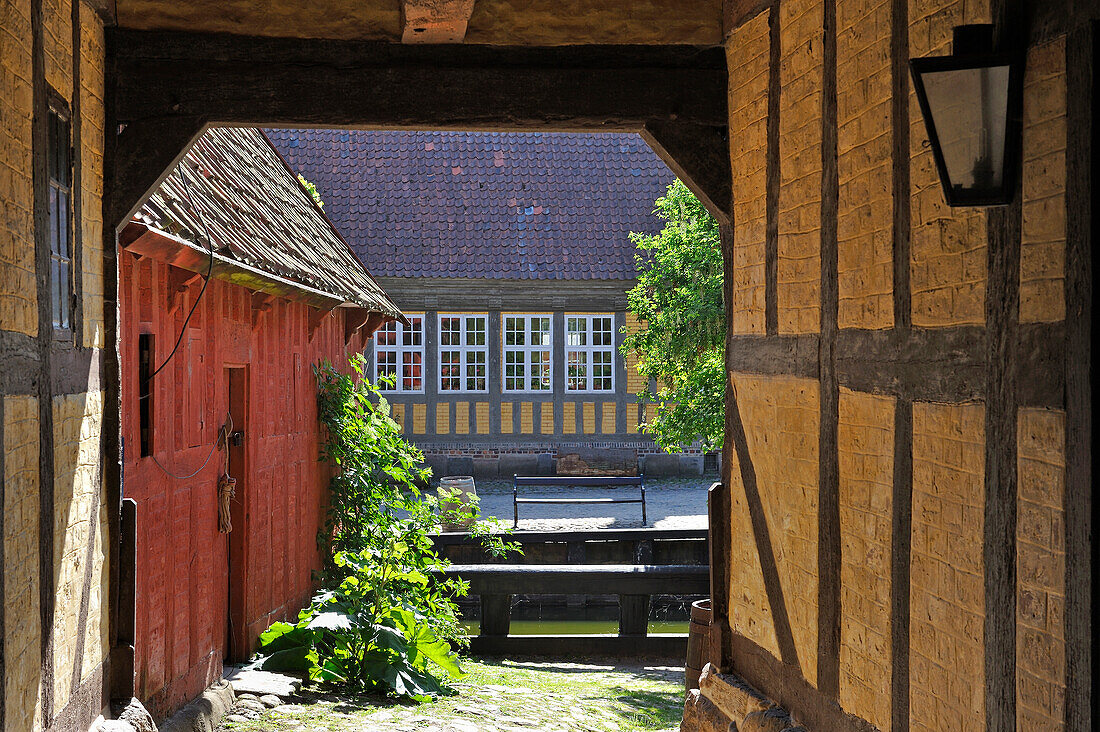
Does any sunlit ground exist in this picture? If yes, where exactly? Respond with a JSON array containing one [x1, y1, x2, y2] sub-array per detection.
[[220, 658, 685, 732]]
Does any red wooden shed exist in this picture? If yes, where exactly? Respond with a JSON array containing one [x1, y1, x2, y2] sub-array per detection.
[[117, 127, 402, 720]]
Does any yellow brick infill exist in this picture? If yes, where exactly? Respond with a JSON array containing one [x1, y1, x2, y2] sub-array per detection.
[[838, 389, 895, 730], [777, 0, 823, 335], [4, 395, 44, 731], [910, 400, 985, 732], [1020, 36, 1067, 325], [727, 374, 820, 682], [727, 12, 770, 335], [1016, 408, 1066, 730]]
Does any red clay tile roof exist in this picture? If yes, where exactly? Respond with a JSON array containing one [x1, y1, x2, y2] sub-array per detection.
[[135, 127, 402, 318], [264, 130, 676, 280]]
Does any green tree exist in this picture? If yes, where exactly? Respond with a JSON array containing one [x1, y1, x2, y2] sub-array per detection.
[[621, 180, 724, 452]]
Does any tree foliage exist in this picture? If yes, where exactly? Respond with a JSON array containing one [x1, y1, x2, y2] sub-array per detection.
[[621, 180, 724, 452]]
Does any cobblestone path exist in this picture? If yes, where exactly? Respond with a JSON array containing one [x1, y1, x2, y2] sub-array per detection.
[[472, 476, 715, 532], [219, 659, 685, 732]]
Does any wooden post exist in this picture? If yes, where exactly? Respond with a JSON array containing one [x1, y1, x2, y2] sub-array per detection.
[[619, 594, 650, 637], [480, 594, 512, 637]]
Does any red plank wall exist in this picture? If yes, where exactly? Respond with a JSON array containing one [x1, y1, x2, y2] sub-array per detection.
[[119, 249, 366, 720]]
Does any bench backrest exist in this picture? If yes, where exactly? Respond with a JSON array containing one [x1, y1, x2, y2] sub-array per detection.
[[513, 475, 644, 487]]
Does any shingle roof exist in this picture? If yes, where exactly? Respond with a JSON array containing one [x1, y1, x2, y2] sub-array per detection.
[[134, 126, 402, 318], [264, 130, 676, 280]]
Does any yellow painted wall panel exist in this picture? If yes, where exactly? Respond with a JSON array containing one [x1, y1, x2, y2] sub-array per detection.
[[540, 402, 554, 435], [435, 402, 450, 435], [726, 12, 770, 334], [1020, 36, 1067, 324], [582, 402, 596, 434], [500, 402, 513, 434], [412, 403, 426, 434], [0, 0, 38, 337], [520, 402, 533, 434], [777, 0, 823, 334], [390, 403, 405, 432], [4, 395, 43, 731], [1016, 408, 1066, 730], [727, 374, 820, 682], [475, 402, 490, 435], [838, 389, 895, 730], [837, 0, 894, 330], [601, 402, 616, 434], [455, 401, 469, 435], [80, 5, 106, 347], [910, 401, 986, 732], [50, 391, 108, 712]]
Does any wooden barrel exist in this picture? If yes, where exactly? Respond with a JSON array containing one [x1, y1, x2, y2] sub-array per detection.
[[686, 598, 712, 691], [438, 476, 477, 531]]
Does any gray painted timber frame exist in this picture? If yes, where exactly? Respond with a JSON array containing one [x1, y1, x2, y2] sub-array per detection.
[[87, 4, 1096, 728], [364, 278, 649, 447]]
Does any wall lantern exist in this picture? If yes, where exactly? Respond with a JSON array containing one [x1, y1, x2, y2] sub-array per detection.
[[910, 24, 1022, 206]]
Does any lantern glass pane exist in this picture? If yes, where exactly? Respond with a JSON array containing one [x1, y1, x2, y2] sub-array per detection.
[[920, 63, 1010, 194]]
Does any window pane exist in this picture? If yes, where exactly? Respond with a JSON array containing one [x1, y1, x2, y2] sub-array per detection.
[[593, 317, 612, 346], [58, 192, 69, 258], [407, 317, 422, 346], [440, 317, 460, 346], [377, 322, 397, 346], [567, 352, 587, 391], [466, 316, 486, 346], [566, 318, 585, 346], [403, 352, 422, 391], [532, 317, 551, 345]]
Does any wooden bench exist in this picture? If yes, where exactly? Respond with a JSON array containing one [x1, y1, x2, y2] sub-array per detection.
[[435, 563, 709, 656], [512, 474, 646, 528]]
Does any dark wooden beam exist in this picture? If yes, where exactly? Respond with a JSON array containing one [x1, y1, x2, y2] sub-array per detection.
[[401, 0, 476, 43], [107, 30, 728, 133], [640, 121, 732, 224], [105, 115, 206, 231]]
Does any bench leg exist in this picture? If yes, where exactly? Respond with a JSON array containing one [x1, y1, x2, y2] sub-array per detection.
[[619, 594, 650, 637], [480, 594, 512, 637]]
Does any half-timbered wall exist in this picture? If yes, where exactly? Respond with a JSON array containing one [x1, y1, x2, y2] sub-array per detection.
[[372, 278, 709, 477], [696, 2, 1094, 731], [1, 1, 110, 730]]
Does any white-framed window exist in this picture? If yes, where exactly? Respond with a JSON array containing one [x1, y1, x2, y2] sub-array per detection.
[[503, 314, 552, 392], [374, 314, 424, 392], [566, 314, 615, 392], [438, 313, 488, 392]]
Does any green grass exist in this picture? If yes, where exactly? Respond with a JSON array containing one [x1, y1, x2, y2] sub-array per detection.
[[221, 658, 686, 732]]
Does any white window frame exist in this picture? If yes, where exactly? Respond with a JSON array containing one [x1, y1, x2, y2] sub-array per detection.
[[438, 313, 489, 393], [565, 313, 615, 392], [373, 313, 424, 393], [502, 313, 553, 393]]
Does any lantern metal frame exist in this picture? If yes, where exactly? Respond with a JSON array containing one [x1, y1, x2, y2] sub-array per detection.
[[910, 41, 1023, 207]]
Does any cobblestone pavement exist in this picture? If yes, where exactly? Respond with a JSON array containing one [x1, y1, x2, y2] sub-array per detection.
[[219, 659, 685, 732], [467, 475, 715, 532]]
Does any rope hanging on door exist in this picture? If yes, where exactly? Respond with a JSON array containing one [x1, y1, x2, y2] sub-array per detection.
[[217, 413, 236, 534]]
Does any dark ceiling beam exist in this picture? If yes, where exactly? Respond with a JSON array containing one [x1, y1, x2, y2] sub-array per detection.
[[106, 116, 207, 232], [401, 0, 477, 43], [641, 121, 732, 224], [108, 29, 727, 131]]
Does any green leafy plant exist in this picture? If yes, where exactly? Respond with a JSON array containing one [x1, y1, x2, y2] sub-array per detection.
[[252, 549, 464, 701], [252, 355, 517, 700], [622, 180, 724, 452]]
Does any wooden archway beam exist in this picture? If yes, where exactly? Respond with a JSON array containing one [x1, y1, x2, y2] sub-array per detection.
[[401, 0, 476, 43], [641, 121, 732, 224]]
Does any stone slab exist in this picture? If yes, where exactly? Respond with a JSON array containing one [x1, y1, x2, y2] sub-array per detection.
[[221, 667, 300, 697]]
